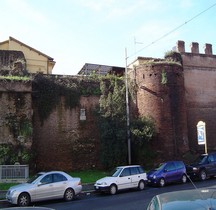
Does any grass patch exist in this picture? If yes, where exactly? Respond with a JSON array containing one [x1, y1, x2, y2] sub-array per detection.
[[70, 170, 108, 184], [0, 183, 16, 191], [0, 75, 30, 81]]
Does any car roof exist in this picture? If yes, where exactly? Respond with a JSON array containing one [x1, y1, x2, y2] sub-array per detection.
[[38, 171, 65, 174], [156, 188, 216, 210], [116, 165, 141, 168]]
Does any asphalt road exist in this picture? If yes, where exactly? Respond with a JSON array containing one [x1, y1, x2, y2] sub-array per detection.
[[1, 179, 216, 210]]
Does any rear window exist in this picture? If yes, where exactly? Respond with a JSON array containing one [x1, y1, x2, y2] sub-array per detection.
[[130, 167, 140, 175], [138, 166, 145, 174], [175, 161, 184, 169]]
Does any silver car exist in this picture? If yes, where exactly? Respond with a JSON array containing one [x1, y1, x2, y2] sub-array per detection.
[[6, 171, 82, 206]]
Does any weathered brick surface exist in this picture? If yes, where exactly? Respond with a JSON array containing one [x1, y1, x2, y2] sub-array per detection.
[[0, 80, 32, 146], [2, 43, 216, 170], [33, 95, 100, 171], [183, 53, 216, 153], [135, 63, 189, 160]]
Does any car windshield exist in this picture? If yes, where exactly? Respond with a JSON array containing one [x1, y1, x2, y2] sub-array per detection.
[[112, 167, 123, 177], [155, 163, 166, 171], [194, 155, 208, 164], [27, 173, 44, 183]]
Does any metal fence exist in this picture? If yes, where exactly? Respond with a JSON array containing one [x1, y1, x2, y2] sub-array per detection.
[[0, 165, 29, 183]]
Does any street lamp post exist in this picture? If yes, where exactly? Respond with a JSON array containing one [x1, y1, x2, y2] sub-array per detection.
[[125, 48, 131, 165]]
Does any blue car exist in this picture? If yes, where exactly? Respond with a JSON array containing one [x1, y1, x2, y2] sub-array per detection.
[[147, 161, 187, 187]]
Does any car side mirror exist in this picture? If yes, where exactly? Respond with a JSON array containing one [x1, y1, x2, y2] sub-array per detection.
[[37, 182, 43, 186]]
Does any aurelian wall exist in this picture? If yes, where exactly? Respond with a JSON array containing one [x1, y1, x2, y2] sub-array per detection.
[[0, 79, 32, 147], [32, 84, 100, 172], [134, 61, 189, 160], [177, 41, 216, 152]]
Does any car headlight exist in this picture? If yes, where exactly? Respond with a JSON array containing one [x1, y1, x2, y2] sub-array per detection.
[[153, 175, 156, 179], [100, 182, 107, 185], [193, 167, 198, 171], [10, 190, 16, 196]]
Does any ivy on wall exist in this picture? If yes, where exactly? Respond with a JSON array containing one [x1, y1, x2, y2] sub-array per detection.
[[32, 74, 101, 124], [95, 75, 156, 169], [0, 144, 31, 164], [164, 51, 183, 65], [5, 113, 32, 139]]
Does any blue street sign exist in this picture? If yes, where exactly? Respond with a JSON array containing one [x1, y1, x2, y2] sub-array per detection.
[[197, 125, 205, 145]]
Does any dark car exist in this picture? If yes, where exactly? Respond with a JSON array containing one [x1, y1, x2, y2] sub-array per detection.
[[146, 188, 216, 210], [186, 153, 216, 181], [147, 161, 187, 187]]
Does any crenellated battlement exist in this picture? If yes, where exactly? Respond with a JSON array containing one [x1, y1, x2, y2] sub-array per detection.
[[176, 40, 213, 55], [175, 40, 216, 69]]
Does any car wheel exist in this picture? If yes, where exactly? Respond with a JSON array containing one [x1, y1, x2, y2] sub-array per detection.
[[109, 184, 117, 195], [159, 178, 165, 187], [182, 174, 187, 183], [64, 188, 75, 201], [138, 180, 145, 190], [18, 193, 30, 206], [199, 170, 207, 181]]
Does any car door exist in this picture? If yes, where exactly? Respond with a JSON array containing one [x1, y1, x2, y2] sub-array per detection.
[[206, 154, 216, 175], [130, 167, 141, 188], [175, 161, 185, 180], [34, 174, 54, 201], [52, 173, 68, 198], [212, 154, 216, 175], [163, 162, 177, 183], [117, 168, 132, 190]]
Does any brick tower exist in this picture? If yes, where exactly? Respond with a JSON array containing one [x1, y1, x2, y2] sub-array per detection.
[[131, 57, 189, 160]]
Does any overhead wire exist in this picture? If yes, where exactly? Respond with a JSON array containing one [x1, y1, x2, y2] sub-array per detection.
[[129, 2, 216, 58]]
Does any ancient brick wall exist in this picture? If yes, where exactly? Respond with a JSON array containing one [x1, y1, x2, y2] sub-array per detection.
[[134, 62, 189, 160], [32, 95, 100, 172], [177, 41, 216, 153], [0, 79, 32, 147]]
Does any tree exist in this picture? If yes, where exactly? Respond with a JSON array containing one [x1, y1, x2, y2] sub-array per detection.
[[97, 77, 127, 169], [130, 117, 156, 167]]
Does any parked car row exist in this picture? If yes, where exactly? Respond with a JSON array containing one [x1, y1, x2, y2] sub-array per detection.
[[146, 152, 216, 209], [6, 153, 216, 207], [94, 152, 216, 195]]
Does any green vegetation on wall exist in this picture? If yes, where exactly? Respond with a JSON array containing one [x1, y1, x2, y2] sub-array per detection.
[[164, 51, 183, 65], [5, 113, 32, 139], [95, 75, 156, 169], [161, 69, 167, 85], [32, 74, 101, 124], [0, 144, 31, 164], [130, 117, 156, 168], [96, 76, 127, 169]]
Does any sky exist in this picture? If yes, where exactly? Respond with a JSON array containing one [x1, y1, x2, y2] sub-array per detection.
[[1, 0, 216, 75]]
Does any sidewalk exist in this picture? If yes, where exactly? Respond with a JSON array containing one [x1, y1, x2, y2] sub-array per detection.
[[0, 183, 95, 200]]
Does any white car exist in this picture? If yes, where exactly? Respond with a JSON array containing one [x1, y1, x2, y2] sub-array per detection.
[[94, 165, 147, 195], [6, 171, 82, 206]]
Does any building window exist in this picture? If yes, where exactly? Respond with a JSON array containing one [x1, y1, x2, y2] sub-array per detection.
[[80, 108, 86, 121]]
